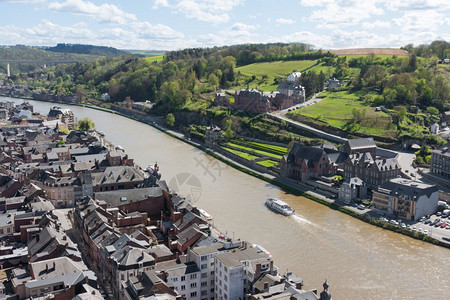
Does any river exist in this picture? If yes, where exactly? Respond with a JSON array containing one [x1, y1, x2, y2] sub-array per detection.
[[3, 97, 449, 299]]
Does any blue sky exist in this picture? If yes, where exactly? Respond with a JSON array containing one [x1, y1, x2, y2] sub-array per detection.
[[0, 0, 449, 50]]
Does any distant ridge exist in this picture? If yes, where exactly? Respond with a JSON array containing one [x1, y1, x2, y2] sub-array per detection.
[[329, 48, 409, 56], [47, 43, 126, 57]]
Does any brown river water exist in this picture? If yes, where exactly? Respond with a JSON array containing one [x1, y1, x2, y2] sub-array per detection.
[[4, 97, 449, 299]]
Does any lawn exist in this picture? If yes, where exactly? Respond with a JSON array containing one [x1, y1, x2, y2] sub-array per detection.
[[233, 60, 318, 91], [220, 147, 259, 160], [257, 160, 279, 167], [237, 140, 288, 155], [225, 142, 283, 159], [288, 90, 396, 137], [144, 55, 164, 63]]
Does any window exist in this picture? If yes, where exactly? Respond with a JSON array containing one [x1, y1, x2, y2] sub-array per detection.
[[181, 276, 185, 281], [190, 273, 197, 280], [201, 273, 207, 279], [191, 292, 197, 297], [201, 264, 207, 269], [211, 280, 214, 285], [201, 255, 208, 261], [201, 290, 208, 296], [191, 282, 197, 288], [121, 274, 125, 280], [181, 285, 185, 291], [173, 277, 178, 282], [201, 281, 208, 287]]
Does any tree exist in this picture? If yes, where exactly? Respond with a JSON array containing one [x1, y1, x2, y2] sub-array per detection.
[[78, 117, 95, 131], [352, 107, 366, 123], [166, 113, 175, 127], [208, 73, 219, 87], [224, 119, 234, 140]]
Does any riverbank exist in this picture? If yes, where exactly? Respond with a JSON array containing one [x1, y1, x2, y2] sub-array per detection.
[[4, 95, 449, 249]]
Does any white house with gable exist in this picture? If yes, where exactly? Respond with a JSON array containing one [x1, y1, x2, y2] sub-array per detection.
[[287, 72, 301, 83]]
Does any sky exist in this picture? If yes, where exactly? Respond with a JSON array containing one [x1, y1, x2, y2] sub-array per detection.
[[0, 0, 449, 51]]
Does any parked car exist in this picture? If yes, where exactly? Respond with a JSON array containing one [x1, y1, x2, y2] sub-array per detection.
[[440, 223, 447, 228], [357, 204, 365, 210], [390, 220, 399, 225], [424, 219, 432, 225], [418, 228, 423, 233], [424, 229, 429, 235], [432, 218, 440, 226]]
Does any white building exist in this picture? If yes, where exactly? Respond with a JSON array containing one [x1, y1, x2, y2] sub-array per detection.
[[214, 243, 276, 300], [187, 240, 242, 300], [159, 261, 201, 299], [0, 212, 14, 237], [287, 72, 301, 83], [431, 123, 439, 134]]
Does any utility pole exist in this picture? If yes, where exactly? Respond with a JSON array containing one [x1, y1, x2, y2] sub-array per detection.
[[6, 63, 10, 77]]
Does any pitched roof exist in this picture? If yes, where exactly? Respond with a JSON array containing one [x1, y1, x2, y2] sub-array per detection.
[[289, 143, 326, 163], [346, 138, 376, 150]]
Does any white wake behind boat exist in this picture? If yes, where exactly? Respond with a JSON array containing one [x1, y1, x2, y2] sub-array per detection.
[[265, 196, 295, 216]]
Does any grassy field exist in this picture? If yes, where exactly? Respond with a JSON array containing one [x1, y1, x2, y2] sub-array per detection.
[[237, 140, 288, 155], [288, 90, 397, 137], [234, 60, 318, 91], [225, 142, 283, 159], [221, 146, 259, 160], [257, 160, 279, 167], [144, 55, 164, 63]]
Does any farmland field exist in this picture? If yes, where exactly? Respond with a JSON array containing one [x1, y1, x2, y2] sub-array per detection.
[[234, 60, 318, 91], [224, 142, 283, 159], [288, 90, 397, 137], [256, 160, 279, 167], [220, 147, 259, 160], [144, 55, 164, 63], [329, 48, 408, 56]]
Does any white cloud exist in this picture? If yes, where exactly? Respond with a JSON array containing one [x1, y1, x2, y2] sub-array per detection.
[[152, 0, 169, 9], [279, 31, 331, 49], [1, 0, 44, 2], [276, 18, 296, 24], [197, 22, 259, 47], [362, 20, 391, 29], [392, 10, 449, 33], [132, 21, 184, 39], [0, 19, 93, 46], [306, 0, 384, 29], [173, 0, 242, 23], [48, 0, 137, 25], [380, 0, 450, 11]]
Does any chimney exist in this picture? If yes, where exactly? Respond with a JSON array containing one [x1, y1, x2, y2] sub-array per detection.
[[269, 260, 274, 273], [255, 263, 262, 278], [62, 235, 67, 241], [263, 282, 269, 290], [45, 263, 49, 272]]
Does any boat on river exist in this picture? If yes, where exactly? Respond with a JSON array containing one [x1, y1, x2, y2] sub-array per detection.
[[199, 208, 213, 220], [265, 196, 295, 216]]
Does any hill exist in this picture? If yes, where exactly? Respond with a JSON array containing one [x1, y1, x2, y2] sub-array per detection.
[[47, 43, 126, 56], [0, 45, 106, 74]]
